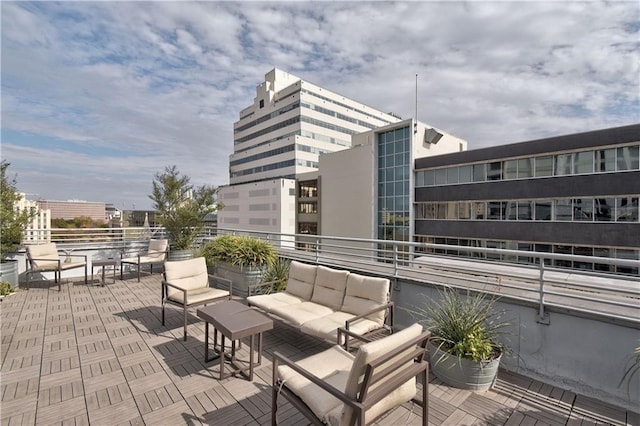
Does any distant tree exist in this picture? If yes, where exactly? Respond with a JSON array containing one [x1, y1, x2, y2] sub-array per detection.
[[0, 160, 35, 259], [149, 165, 222, 250], [52, 217, 108, 228]]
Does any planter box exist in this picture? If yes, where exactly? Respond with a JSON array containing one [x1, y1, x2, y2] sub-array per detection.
[[428, 340, 501, 391], [0, 260, 19, 288], [215, 262, 264, 297]]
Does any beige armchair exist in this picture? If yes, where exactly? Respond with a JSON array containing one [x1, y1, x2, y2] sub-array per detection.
[[25, 243, 87, 291], [120, 239, 168, 282], [272, 323, 430, 426], [161, 256, 232, 341]]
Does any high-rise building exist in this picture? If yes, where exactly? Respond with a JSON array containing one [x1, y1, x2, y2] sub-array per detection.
[[218, 68, 404, 234]]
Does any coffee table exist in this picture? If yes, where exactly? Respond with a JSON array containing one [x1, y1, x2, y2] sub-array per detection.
[[197, 300, 273, 381], [91, 258, 117, 286]]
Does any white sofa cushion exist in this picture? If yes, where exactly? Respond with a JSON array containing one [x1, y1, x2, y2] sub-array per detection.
[[269, 301, 334, 327], [164, 257, 208, 299], [168, 287, 230, 305], [311, 266, 350, 311], [278, 346, 354, 421], [285, 261, 317, 300], [247, 291, 304, 313], [336, 323, 424, 425], [341, 274, 390, 325], [300, 311, 382, 344]]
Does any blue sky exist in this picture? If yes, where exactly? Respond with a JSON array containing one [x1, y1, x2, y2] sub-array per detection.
[[2, 1, 638, 210]]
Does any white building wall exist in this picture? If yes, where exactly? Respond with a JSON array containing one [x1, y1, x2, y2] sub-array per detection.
[[319, 144, 376, 239], [217, 179, 297, 237], [17, 193, 51, 242]]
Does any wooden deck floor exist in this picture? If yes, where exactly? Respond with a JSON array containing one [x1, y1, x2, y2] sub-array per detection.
[[1, 273, 636, 426]]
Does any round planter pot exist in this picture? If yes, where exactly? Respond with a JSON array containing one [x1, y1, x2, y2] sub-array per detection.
[[0, 259, 19, 289], [167, 249, 195, 262], [215, 262, 264, 297], [428, 340, 501, 391]]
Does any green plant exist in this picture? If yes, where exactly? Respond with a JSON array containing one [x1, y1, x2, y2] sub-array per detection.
[[149, 165, 221, 250], [201, 235, 277, 270], [0, 281, 15, 296], [1, 160, 35, 260], [262, 257, 291, 292], [407, 286, 510, 363]]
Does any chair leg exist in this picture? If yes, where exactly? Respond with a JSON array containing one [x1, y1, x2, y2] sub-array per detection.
[[162, 301, 165, 325], [84, 265, 88, 284], [137, 264, 141, 282], [272, 359, 279, 425], [26, 271, 30, 290], [183, 307, 188, 341]]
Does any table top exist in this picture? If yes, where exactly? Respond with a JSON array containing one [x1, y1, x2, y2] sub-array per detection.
[[197, 300, 273, 341], [92, 259, 117, 266]]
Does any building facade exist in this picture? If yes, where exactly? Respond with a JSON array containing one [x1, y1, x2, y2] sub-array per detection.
[[295, 119, 467, 255], [219, 68, 402, 235], [37, 199, 106, 224], [18, 193, 51, 243], [413, 124, 640, 273]]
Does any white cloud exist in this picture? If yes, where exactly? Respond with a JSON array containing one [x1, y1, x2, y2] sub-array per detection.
[[1, 1, 638, 209]]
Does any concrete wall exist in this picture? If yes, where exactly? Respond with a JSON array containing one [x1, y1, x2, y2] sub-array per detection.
[[392, 278, 640, 412]]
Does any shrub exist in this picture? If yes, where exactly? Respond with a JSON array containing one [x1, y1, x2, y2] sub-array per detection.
[[0, 281, 15, 296], [262, 257, 291, 292], [201, 235, 277, 270]]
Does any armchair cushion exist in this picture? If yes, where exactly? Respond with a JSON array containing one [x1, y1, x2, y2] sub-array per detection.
[[246, 291, 304, 313], [164, 257, 208, 299], [27, 243, 60, 270], [310, 265, 350, 311], [341, 274, 390, 325], [285, 261, 317, 300], [339, 323, 424, 424], [168, 287, 231, 305], [122, 239, 168, 264], [277, 346, 355, 420]]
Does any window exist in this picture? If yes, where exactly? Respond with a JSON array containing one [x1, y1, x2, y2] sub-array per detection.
[[487, 201, 504, 220], [573, 198, 593, 221], [473, 164, 486, 182], [435, 168, 447, 185], [447, 167, 459, 184], [573, 151, 593, 174], [594, 198, 614, 221], [535, 156, 553, 177], [555, 200, 572, 221], [616, 197, 639, 222], [503, 160, 518, 179], [535, 200, 552, 220], [259, 99, 264, 108], [617, 145, 640, 171], [595, 148, 616, 172], [473, 202, 486, 219], [487, 162, 502, 180], [298, 222, 317, 234], [298, 202, 317, 214], [555, 153, 572, 175], [459, 165, 473, 183], [517, 158, 533, 178], [517, 201, 533, 220]]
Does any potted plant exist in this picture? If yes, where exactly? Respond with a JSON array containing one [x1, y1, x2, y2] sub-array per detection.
[[149, 165, 221, 259], [407, 286, 510, 391], [200, 234, 277, 296], [1, 160, 35, 288], [261, 257, 291, 293], [619, 345, 640, 393]]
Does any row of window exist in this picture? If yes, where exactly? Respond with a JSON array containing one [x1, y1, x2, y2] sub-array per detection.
[[302, 102, 377, 130], [235, 101, 299, 133], [415, 196, 640, 222], [230, 143, 332, 167], [416, 144, 640, 187], [298, 181, 318, 198], [300, 89, 395, 126], [413, 236, 639, 275]]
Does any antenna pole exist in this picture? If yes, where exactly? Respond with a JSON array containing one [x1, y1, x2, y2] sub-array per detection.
[[414, 73, 418, 134]]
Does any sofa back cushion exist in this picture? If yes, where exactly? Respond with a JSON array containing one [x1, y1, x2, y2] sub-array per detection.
[[147, 239, 168, 260], [164, 257, 208, 298], [310, 265, 350, 311], [27, 243, 59, 269], [285, 261, 317, 300], [341, 274, 390, 325]]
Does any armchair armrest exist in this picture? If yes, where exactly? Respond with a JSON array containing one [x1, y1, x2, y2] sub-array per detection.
[[272, 351, 363, 412], [208, 274, 233, 296], [27, 257, 63, 271], [247, 280, 279, 297], [342, 301, 394, 350], [162, 280, 188, 305]]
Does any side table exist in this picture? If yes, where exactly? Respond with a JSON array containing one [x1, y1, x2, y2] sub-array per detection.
[[91, 259, 117, 286], [197, 300, 273, 381]]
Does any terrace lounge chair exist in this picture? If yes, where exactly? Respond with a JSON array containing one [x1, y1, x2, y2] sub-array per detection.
[[120, 239, 168, 282], [272, 323, 430, 426], [161, 256, 232, 341], [25, 243, 87, 291]]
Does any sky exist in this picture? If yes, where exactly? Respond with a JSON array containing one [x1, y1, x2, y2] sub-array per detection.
[[1, 1, 638, 211]]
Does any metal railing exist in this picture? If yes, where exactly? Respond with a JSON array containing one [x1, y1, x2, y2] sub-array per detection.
[[21, 226, 640, 325]]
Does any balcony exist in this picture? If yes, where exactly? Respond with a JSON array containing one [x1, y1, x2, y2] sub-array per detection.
[[3, 227, 639, 424], [2, 273, 637, 425]]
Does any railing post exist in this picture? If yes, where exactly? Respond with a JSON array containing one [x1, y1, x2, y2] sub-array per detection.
[[537, 258, 550, 325], [315, 238, 320, 263]]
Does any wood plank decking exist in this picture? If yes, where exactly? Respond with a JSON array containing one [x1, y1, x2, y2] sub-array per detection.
[[1, 273, 636, 426]]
